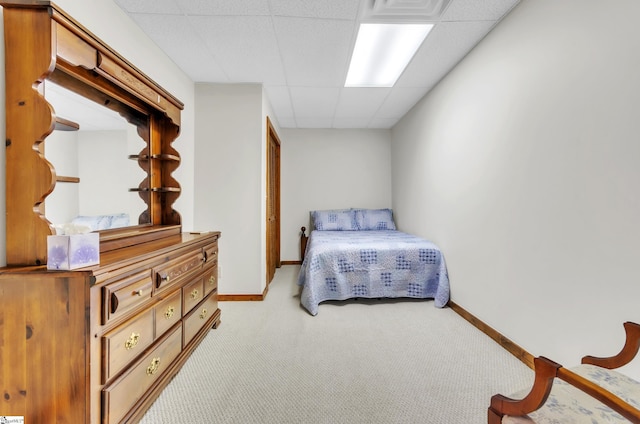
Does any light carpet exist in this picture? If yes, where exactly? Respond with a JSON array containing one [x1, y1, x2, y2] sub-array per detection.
[[139, 265, 533, 423]]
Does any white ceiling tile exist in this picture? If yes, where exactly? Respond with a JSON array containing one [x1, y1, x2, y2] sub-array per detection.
[[181, 60, 230, 83], [441, 0, 520, 21], [264, 86, 294, 118], [269, 0, 361, 20], [296, 117, 334, 128], [273, 16, 357, 86], [332, 117, 373, 128], [113, 0, 182, 14], [374, 87, 430, 120], [112, 0, 521, 128], [289, 87, 341, 118], [276, 117, 298, 128], [369, 118, 400, 129], [175, 0, 271, 16], [334, 88, 391, 118], [189, 16, 286, 84], [128, 14, 229, 82]]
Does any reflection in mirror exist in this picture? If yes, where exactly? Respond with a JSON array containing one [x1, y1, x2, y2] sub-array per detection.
[[43, 80, 150, 232]]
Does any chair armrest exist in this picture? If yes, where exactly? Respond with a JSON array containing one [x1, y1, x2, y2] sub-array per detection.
[[488, 356, 560, 422], [582, 321, 640, 369]]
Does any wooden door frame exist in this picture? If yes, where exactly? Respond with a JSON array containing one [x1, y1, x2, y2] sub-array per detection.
[[266, 116, 281, 285]]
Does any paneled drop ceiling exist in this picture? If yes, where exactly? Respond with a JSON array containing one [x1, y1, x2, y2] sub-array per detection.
[[113, 0, 521, 129]]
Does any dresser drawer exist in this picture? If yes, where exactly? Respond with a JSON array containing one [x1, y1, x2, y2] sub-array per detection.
[[203, 265, 218, 296], [153, 251, 203, 295], [182, 276, 204, 313], [102, 308, 154, 384], [103, 270, 153, 324], [183, 292, 218, 348], [204, 242, 218, 266], [154, 289, 182, 338], [102, 326, 182, 424]]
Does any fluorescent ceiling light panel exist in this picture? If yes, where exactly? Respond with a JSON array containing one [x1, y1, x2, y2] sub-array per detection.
[[345, 23, 433, 87]]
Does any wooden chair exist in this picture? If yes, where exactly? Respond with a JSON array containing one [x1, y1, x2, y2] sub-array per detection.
[[488, 322, 640, 423]]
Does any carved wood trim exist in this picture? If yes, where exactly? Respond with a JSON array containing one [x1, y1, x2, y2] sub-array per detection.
[[3, 4, 57, 265]]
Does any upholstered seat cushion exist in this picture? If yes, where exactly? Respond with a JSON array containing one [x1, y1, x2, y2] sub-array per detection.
[[503, 365, 640, 424]]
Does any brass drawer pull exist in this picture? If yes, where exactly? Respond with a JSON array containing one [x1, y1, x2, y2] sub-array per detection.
[[125, 332, 140, 350], [146, 357, 161, 376], [208, 275, 216, 285], [133, 289, 144, 297], [190, 289, 199, 299], [199, 308, 208, 320], [164, 305, 175, 319]]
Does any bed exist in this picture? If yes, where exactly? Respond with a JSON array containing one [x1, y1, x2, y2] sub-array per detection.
[[297, 208, 450, 315]]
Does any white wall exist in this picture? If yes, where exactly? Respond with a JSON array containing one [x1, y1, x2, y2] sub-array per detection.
[[193, 86, 393, 293], [392, 0, 640, 379], [194, 83, 264, 295], [0, 0, 197, 267], [281, 128, 392, 261]]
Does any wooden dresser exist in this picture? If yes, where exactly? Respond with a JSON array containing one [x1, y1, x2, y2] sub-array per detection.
[[0, 2, 222, 422], [0, 230, 220, 423]]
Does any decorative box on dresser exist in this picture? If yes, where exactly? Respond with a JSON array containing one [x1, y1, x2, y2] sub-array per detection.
[[0, 1, 222, 422]]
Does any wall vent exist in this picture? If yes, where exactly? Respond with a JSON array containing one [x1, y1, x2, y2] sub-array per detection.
[[360, 0, 453, 22]]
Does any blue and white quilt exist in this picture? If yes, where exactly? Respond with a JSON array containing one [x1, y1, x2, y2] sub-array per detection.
[[297, 230, 450, 315]]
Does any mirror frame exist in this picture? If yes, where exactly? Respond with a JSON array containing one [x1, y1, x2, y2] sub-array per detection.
[[2, 1, 184, 266]]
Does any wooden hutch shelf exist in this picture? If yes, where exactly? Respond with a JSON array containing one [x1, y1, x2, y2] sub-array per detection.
[[128, 153, 180, 161], [56, 175, 80, 183], [129, 187, 182, 193], [54, 116, 80, 131]]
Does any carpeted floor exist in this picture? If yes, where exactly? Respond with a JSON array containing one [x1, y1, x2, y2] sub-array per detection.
[[139, 265, 533, 423]]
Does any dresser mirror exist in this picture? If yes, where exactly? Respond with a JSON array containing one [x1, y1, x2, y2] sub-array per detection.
[[3, 1, 184, 265], [44, 80, 151, 230]]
